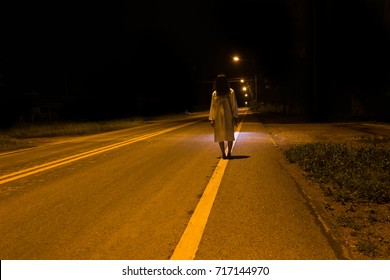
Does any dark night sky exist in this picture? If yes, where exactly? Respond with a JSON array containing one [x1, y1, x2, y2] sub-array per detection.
[[1, 0, 390, 125]]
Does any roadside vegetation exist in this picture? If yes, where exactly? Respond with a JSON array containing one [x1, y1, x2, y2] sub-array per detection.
[[285, 143, 390, 204], [0, 118, 145, 152], [285, 143, 390, 259]]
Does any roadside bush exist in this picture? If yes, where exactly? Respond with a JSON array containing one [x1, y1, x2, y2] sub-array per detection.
[[0, 135, 33, 152], [285, 143, 390, 204], [6, 119, 144, 139], [0, 119, 145, 152]]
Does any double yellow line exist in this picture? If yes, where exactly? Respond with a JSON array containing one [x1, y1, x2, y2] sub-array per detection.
[[0, 120, 200, 186]]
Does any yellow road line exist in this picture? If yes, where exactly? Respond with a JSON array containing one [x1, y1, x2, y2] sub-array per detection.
[[0, 120, 200, 185], [170, 112, 246, 260]]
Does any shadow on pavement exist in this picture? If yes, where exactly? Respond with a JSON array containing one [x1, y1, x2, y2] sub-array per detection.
[[216, 155, 250, 160], [228, 155, 250, 160]]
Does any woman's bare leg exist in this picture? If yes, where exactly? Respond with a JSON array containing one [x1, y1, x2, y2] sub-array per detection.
[[227, 141, 233, 157], [219, 142, 226, 159]]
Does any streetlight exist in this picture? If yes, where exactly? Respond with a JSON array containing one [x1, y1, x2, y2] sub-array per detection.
[[232, 55, 258, 108]]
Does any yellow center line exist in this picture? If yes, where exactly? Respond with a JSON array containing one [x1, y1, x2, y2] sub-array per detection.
[[0, 120, 200, 185], [170, 111, 247, 260]]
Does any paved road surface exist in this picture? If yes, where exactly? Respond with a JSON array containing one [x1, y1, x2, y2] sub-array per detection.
[[0, 111, 341, 259]]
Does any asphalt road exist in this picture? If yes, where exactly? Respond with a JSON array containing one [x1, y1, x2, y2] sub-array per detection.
[[0, 111, 341, 260]]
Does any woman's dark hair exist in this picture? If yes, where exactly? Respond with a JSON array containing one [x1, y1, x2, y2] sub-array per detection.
[[213, 73, 230, 96]]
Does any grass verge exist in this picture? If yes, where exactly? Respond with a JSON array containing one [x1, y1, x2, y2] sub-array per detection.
[[0, 135, 35, 152], [285, 143, 390, 204], [0, 118, 145, 152], [285, 143, 390, 259]]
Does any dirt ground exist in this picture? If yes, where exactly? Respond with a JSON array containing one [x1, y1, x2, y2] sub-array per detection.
[[260, 116, 390, 259]]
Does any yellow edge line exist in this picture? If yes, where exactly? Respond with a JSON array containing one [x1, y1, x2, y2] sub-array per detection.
[[170, 111, 247, 260], [0, 121, 200, 185]]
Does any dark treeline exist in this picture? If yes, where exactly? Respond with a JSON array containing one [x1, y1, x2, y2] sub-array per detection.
[[1, 2, 196, 127], [312, 0, 390, 121], [252, 0, 390, 121]]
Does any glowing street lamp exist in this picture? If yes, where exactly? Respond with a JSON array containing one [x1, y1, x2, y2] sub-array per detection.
[[232, 55, 258, 107]]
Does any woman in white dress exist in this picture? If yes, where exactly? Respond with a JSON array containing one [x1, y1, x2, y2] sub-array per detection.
[[209, 73, 239, 159]]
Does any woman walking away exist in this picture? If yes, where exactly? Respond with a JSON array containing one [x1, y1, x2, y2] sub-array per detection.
[[209, 73, 239, 159]]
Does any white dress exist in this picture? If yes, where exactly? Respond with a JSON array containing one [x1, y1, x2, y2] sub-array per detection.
[[209, 88, 238, 142]]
